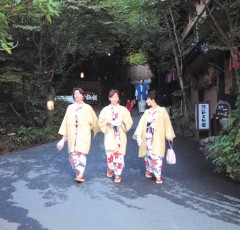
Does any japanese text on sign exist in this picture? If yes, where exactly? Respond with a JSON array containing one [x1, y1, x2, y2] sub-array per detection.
[[216, 101, 230, 118], [84, 92, 98, 104], [198, 103, 210, 130], [84, 94, 98, 101]]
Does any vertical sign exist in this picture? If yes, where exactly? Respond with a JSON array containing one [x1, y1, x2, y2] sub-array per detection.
[[195, 103, 210, 138], [198, 103, 210, 130]]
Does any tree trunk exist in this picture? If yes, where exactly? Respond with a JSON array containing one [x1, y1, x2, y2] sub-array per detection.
[[165, 12, 188, 116]]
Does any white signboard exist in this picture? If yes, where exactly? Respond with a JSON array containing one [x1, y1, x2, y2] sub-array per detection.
[[198, 103, 210, 130], [84, 92, 98, 103]]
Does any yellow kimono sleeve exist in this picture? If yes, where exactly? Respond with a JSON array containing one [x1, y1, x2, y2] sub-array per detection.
[[133, 111, 147, 140], [90, 107, 101, 135], [98, 108, 108, 134], [121, 107, 133, 133], [58, 110, 68, 137]]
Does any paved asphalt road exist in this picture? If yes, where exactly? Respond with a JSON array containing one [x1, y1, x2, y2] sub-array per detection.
[[0, 108, 239, 230]]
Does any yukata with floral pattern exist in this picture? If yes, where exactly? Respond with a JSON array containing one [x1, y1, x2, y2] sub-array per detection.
[[98, 90, 133, 183], [58, 87, 100, 182], [145, 109, 163, 178], [133, 90, 175, 184]]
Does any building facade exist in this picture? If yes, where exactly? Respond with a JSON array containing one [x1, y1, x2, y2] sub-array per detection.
[[182, 0, 237, 135]]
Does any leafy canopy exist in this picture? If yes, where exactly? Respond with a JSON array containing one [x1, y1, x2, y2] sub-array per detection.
[[0, 0, 60, 53]]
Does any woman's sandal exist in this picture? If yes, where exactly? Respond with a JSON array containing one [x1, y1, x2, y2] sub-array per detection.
[[145, 172, 152, 178], [107, 168, 113, 178], [75, 172, 85, 182], [114, 175, 121, 183]]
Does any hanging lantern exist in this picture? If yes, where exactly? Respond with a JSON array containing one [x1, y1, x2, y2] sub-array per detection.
[[80, 72, 84, 78], [47, 100, 54, 110]]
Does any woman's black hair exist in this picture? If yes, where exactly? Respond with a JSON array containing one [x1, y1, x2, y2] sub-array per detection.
[[108, 89, 120, 98], [147, 90, 159, 104], [72, 87, 84, 99]]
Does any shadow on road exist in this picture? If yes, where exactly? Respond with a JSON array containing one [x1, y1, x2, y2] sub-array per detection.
[[0, 107, 239, 230]]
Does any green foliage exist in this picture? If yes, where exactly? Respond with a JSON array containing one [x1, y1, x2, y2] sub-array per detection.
[[122, 0, 190, 74], [17, 126, 48, 144], [0, 0, 60, 52], [24, 95, 48, 126], [198, 0, 240, 49], [13, 25, 41, 31], [208, 45, 228, 51], [171, 89, 195, 137], [0, 74, 46, 129], [48, 0, 137, 81], [0, 126, 54, 153], [55, 0, 121, 55], [127, 52, 147, 65], [208, 133, 240, 182], [206, 95, 240, 182], [48, 100, 69, 131], [0, 99, 68, 154], [0, 72, 22, 83]]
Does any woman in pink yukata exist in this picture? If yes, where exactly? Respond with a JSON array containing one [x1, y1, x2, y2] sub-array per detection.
[[98, 89, 133, 183], [133, 90, 175, 184]]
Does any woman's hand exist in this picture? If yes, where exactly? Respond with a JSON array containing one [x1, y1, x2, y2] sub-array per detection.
[[56, 138, 65, 151], [106, 121, 111, 125], [137, 136, 142, 146], [111, 119, 122, 126]]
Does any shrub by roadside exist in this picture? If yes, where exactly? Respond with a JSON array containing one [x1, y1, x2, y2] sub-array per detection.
[[0, 100, 68, 154], [202, 96, 240, 183]]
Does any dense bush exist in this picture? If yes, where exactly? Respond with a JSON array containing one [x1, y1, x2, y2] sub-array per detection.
[[171, 90, 195, 138], [0, 100, 69, 154], [206, 95, 240, 182]]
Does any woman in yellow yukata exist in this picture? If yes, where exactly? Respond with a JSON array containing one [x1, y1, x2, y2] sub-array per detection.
[[57, 87, 100, 182], [133, 90, 175, 184], [98, 89, 133, 183]]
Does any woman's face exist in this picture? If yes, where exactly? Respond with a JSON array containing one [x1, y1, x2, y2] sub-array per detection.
[[74, 90, 84, 103], [109, 93, 119, 105], [146, 97, 154, 107]]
